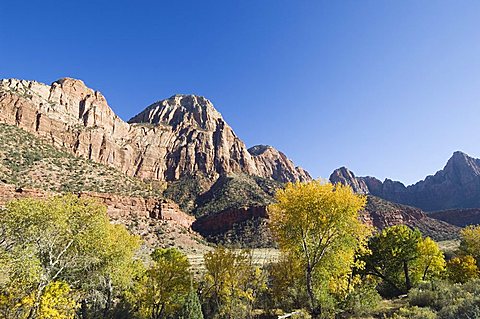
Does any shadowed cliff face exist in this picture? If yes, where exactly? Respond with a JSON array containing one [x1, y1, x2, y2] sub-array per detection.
[[0, 78, 310, 183], [330, 151, 480, 212]]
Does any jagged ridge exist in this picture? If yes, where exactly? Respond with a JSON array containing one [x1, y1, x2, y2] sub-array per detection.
[[330, 151, 480, 212], [0, 78, 310, 184]]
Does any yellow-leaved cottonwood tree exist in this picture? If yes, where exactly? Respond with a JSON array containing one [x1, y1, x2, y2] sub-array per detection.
[[0, 195, 140, 319], [460, 225, 480, 267], [268, 181, 371, 318]]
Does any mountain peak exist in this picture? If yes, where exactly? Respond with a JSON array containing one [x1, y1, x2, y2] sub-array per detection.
[[448, 151, 472, 165], [443, 151, 480, 181], [248, 145, 273, 156], [54, 77, 87, 87], [0, 77, 311, 184], [330, 166, 370, 194], [128, 94, 222, 130], [248, 144, 311, 183], [328, 151, 480, 211]]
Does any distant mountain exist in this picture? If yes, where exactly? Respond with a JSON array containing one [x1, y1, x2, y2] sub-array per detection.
[[0, 78, 310, 184], [330, 151, 480, 212]]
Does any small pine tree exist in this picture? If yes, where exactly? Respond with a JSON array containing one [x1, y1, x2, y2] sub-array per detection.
[[179, 287, 204, 319]]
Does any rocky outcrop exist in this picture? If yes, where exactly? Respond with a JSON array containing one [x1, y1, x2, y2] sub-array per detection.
[[330, 152, 480, 212], [0, 183, 194, 229], [329, 167, 369, 194], [0, 78, 310, 183], [360, 196, 424, 229], [0, 184, 51, 203], [78, 192, 195, 229], [248, 145, 311, 183], [192, 206, 268, 235]]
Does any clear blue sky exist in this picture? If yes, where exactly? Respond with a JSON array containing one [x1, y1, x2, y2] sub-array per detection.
[[2, 1, 480, 185]]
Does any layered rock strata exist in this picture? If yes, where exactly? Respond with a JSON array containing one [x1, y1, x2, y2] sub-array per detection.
[[0, 183, 194, 229], [0, 78, 310, 183]]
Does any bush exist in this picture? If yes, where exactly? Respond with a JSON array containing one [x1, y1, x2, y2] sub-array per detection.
[[446, 255, 479, 283], [390, 306, 437, 319], [407, 279, 480, 319], [438, 297, 480, 319], [341, 279, 382, 317], [409, 281, 464, 311]]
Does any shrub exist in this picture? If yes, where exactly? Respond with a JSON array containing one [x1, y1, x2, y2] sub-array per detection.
[[409, 281, 464, 311], [341, 279, 382, 317], [438, 297, 480, 319], [390, 306, 437, 319]]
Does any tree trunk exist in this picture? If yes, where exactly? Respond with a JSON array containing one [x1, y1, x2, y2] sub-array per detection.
[[103, 278, 113, 318], [422, 265, 430, 281], [27, 283, 47, 319], [158, 303, 165, 319], [305, 265, 320, 318], [81, 299, 88, 319], [403, 261, 411, 291]]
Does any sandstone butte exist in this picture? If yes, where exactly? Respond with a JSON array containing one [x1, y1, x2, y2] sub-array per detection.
[[0, 77, 311, 184]]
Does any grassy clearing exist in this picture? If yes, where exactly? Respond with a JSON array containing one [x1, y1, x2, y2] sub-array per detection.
[[187, 248, 280, 274]]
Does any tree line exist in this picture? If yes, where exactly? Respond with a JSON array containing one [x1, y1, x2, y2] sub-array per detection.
[[1, 182, 480, 318]]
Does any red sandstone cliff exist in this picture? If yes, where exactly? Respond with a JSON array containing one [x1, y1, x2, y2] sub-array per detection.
[[0, 78, 310, 183], [0, 183, 194, 229]]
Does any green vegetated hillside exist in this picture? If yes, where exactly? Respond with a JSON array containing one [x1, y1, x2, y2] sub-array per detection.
[[194, 174, 280, 217], [0, 123, 164, 197], [165, 173, 282, 217], [165, 173, 282, 247]]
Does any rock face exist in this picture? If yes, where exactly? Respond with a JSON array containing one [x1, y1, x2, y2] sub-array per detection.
[[0, 183, 194, 229], [329, 167, 369, 194], [248, 145, 311, 183], [192, 206, 268, 235], [429, 208, 480, 228], [0, 78, 310, 183], [330, 152, 480, 212]]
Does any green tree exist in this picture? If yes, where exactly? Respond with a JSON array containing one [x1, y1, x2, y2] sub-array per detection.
[[0, 245, 41, 319], [136, 248, 191, 319], [266, 252, 308, 311], [268, 181, 371, 318], [81, 223, 141, 318], [179, 286, 204, 319], [361, 225, 422, 295]]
